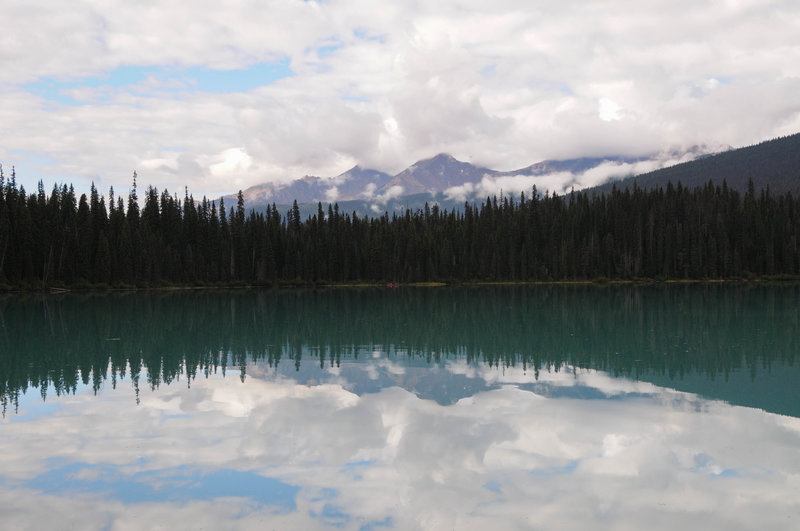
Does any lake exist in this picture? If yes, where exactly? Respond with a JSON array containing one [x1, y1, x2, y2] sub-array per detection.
[[1, 285, 799, 530]]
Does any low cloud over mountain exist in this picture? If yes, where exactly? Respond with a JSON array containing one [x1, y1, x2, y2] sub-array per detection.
[[224, 147, 711, 214]]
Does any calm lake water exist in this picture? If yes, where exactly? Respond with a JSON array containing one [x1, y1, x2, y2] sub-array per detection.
[[1, 286, 799, 530]]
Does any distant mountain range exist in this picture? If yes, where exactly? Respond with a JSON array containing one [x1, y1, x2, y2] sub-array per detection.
[[227, 153, 662, 207], [221, 132, 800, 218], [223, 153, 659, 217]]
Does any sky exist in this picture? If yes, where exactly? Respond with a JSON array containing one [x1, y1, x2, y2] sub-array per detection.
[[2, 0, 800, 200]]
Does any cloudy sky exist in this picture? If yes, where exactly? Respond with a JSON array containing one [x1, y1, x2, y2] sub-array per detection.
[[2, 0, 800, 199]]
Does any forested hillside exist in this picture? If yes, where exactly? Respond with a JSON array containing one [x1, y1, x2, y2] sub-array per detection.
[[0, 165, 798, 288], [593, 133, 800, 195]]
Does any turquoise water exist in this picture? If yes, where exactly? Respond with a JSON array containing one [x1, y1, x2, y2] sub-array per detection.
[[1, 286, 799, 529]]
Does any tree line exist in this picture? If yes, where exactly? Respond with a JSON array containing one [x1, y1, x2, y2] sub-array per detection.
[[1, 165, 798, 288]]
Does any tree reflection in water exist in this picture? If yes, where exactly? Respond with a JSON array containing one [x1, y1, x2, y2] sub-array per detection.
[[1, 285, 798, 416]]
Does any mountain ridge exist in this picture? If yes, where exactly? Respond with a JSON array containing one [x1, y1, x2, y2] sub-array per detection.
[[222, 132, 799, 218], [378, 153, 497, 196], [225, 152, 663, 211], [590, 133, 800, 196]]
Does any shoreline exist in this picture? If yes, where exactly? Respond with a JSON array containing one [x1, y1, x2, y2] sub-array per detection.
[[2, 276, 800, 294]]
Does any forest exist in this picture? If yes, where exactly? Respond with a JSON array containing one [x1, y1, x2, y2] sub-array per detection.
[[0, 165, 798, 288]]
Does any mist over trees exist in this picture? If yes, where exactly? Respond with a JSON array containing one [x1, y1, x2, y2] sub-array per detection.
[[0, 165, 798, 288]]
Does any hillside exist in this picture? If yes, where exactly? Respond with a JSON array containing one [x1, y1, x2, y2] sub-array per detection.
[[592, 133, 800, 195]]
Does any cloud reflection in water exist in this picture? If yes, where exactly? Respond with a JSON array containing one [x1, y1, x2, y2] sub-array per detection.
[[1, 357, 799, 530]]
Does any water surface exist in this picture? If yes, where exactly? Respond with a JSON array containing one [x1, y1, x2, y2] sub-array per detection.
[[1, 286, 799, 529]]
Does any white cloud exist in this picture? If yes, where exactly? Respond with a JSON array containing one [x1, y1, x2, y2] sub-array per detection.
[[444, 181, 476, 202], [598, 97, 622, 121], [373, 184, 404, 204], [1, 0, 799, 198], [207, 147, 254, 178], [442, 149, 704, 199], [324, 186, 340, 202], [360, 182, 378, 199]]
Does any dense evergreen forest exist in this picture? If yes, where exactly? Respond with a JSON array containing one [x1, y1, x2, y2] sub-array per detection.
[[0, 165, 798, 288]]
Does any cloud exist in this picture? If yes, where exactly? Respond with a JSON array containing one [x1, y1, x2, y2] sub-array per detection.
[[360, 182, 378, 199], [442, 150, 705, 199], [443, 181, 476, 202], [373, 184, 404, 204], [1, 0, 799, 198], [574, 152, 700, 189], [324, 186, 340, 202]]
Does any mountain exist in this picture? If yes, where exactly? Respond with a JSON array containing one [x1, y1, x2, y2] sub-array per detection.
[[375, 153, 650, 197], [329, 166, 394, 200], [219, 144, 744, 217], [378, 153, 496, 196], [496, 155, 648, 177], [229, 153, 657, 218], [590, 133, 800, 195], [224, 165, 392, 209]]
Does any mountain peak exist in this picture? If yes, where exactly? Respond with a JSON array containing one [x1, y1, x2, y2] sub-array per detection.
[[413, 153, 465, 167], [378, 153, 495, 196]]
